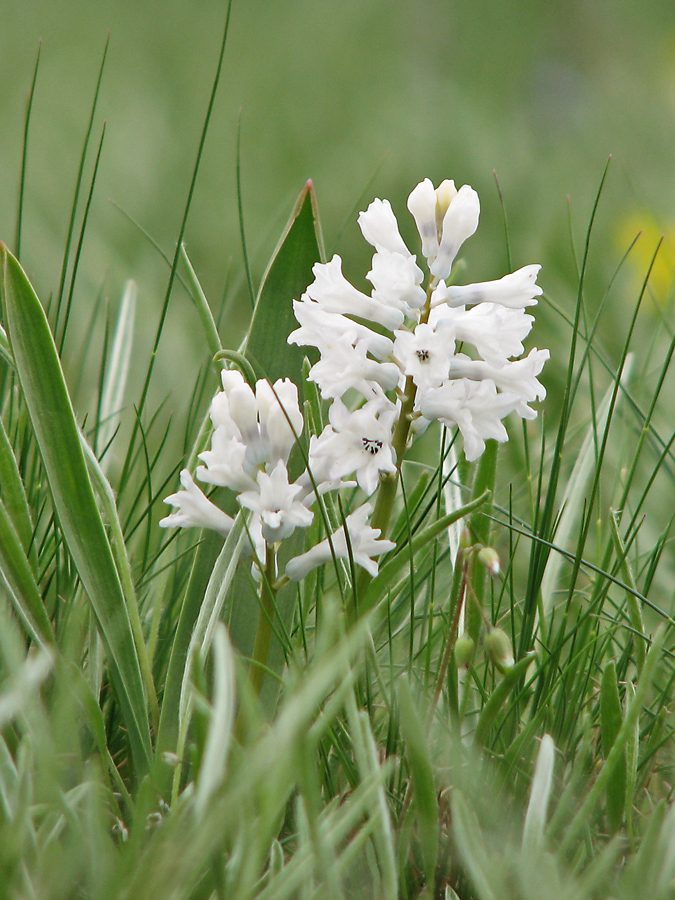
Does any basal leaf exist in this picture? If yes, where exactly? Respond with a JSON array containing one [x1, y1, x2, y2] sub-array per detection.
[[242, 181, 323, 387], [0, 243, 152, 779]]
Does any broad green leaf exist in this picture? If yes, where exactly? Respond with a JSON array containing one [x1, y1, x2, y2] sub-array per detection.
[[0, 243, 152, 778], [194, 623, 236, 816], [0, 498, 53, 645], [155, 528, 224, 794], [171, 515, 246, 804], [600, 660, 626, 832], [97, 279, 136, 466], [397, 674, 438, 890], [241, 180, 323, 387], [0, 417, 36, 568]]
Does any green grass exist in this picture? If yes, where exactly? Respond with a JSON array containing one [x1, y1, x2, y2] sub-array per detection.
[[3, 6, 675, 898]]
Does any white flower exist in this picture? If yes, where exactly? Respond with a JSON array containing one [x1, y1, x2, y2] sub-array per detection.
[[198, 373, 304, 489], [429, 302, 534, 366], [285, 503, 396, 581], [310, 395, 398, 496], [237, 461, 314, 543], [159, 469, 234, 537], [407, 179, 480, 280], [393, 323, 453, 389], [289, 297, 394, 360], [357, 198, 412, 257], [419, 380, 524, 461], [436, 264, 543, 309], [446, 349, 549, 403], [307, 334, 401, 400], [306, 255, 404, 330], [296, 435, 357, 506], [366, 249, 427, 317], [197, 431, 258, 493], [197, 427, 256, 492], [255, 378, 304, 464]]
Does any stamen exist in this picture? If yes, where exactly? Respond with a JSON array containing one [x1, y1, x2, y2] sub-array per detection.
[[362, 437, 383, 455], [415, 349, 430, 362]]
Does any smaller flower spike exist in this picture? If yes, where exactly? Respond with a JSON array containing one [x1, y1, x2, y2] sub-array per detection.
[[160, 470, 234, 537]]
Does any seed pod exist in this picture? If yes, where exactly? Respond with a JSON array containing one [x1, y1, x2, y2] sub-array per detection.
[[477, 546, 500, 576], [485, 627, 514, 671], [454, 634, 476, 668]]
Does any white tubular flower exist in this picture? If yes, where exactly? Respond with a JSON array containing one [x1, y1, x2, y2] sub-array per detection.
[[160, 469, 234, 537], [437, 264, 543, 309], [447, 349, 549, 402], [289, 297, 394, 360], [227, 381, 265, 464], [255, 378, 304, 464], [429, 302, 534, 366], [237, 461, 314, 543], [296, 435, 357, 506], [393, 323, 453, 389], [308, 335, 401, 401], [310, 394, 398, 496], [306, 255, 404, 330], [357, 198, 412, 257], [285, 503, 396, 581], [419, 380, 523, 461], [197, 430, 258, 492], [366, 249, 427, 317], [407, 179, 480, 280]]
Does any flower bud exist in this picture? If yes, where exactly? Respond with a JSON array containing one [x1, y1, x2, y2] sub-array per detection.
[[478, 546, 501, 576], [435, 179, 458, 230], [454, 634, 475, 668], [485, 628, 514, 671]]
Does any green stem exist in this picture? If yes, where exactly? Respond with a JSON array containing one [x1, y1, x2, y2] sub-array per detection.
[[356, 292, 433, 600], [248, 543, 278, 698]]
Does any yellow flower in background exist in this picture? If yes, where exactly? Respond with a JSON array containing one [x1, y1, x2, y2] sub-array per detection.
[[616, 213, 675, 310]]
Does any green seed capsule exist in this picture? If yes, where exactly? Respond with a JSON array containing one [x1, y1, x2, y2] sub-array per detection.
[[485, 628, 514, 671], [454, 634, 475, 667]]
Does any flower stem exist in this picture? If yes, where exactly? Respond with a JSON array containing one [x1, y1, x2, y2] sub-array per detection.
[[370, 373, 417, 537], [248, 543, 278, 698], [355, 292, 433, 604]]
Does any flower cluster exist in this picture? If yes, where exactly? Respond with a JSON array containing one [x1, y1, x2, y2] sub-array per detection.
[[161, 175, 548, 586], [160, 370, 394, 578], [290, 177, 548, 466]]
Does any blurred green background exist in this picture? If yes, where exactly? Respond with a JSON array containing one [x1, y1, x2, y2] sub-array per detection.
[[2, 0, 675, 411]]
